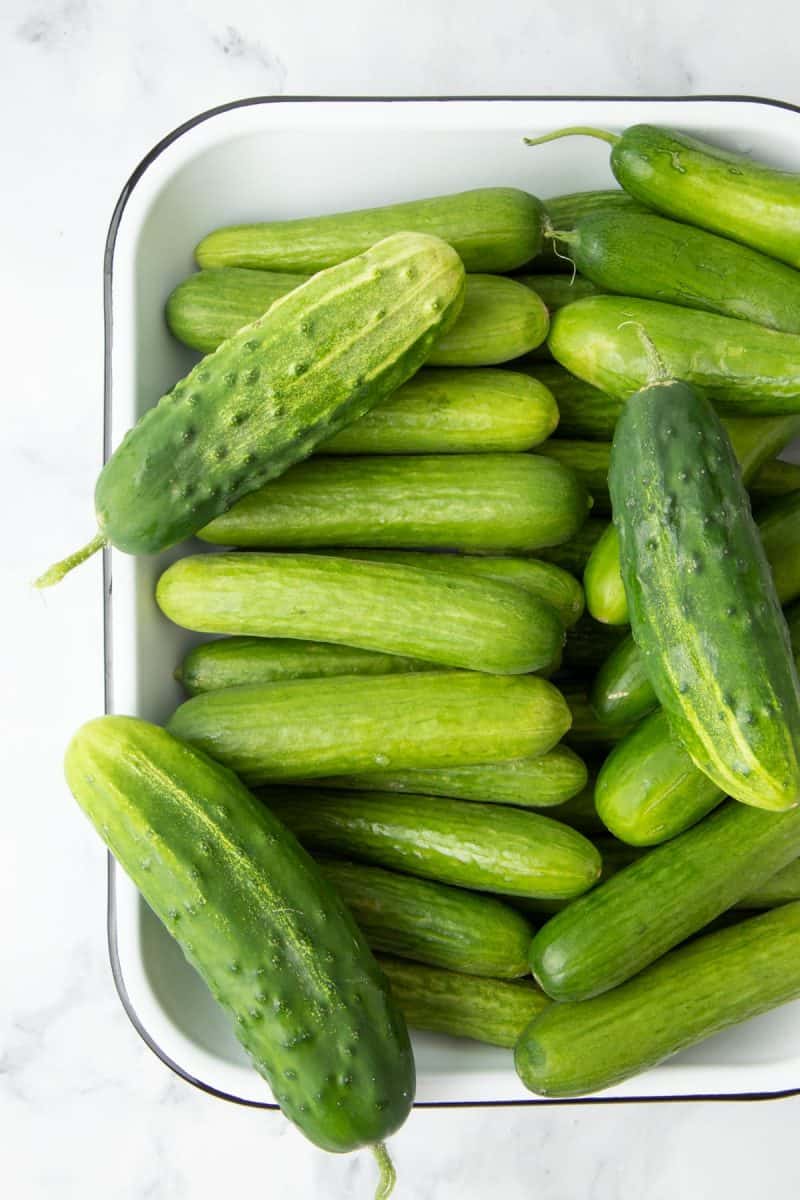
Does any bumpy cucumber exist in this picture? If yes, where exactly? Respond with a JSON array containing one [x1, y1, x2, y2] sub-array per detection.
[[549, 296, 800, 414], [167, 671, 572, 785], [197, 454, 591, 554], [583, 525, 629, 626], [560, 612, 628, 674], [64, 717, 414, 1155], [517, 275, 604, 312], [157, 553, 564, 676], [519, 903, 800, 1097], [610, 382, 800, 811], [38, 233, 464, 586], [531, 189, 648, 272], [177, 638, 436, 695], [264, 788, 601, 900], [530, 797, 800, 1001], [301, 744, 588, 809], [197, 188, 544, 274], [378, 957, 548, 1048], [317, 859, 533, 977], [551, 209, 800, 332], [536, 517, 606, 575]]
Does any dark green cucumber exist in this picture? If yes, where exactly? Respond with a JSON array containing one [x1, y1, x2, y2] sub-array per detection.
[[550, 209, 800, 332], [530, 797, 800, 1001], [610, 381, 800, 811], [197, 188, 544, 274], [738, 857, 800, 908], [560, 612, 628, 674], [519, 903, 800, 1097], [583, 525, 628, 625], [197, 454, 591, 554], [263, 788, 601, 900], [517, 275, 604, 312], [167, 671, 572, 785], [561, 683, 633, 752], [317, 859, 534, 977], [157, 553, 564, 676], [549, 296, 800, 414], [300, 744, 588, 809], [38, 234, 465, 586], [378, 957, 547, 1048], [530, 189, 649, 272], [177, 637, 437, 695], [65, 717, 414, 1154], [537, 517, 606, 575]]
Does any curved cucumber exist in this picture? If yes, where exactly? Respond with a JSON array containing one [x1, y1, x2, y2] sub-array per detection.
[[378, 957, 548, 1048], [517, 274, 604, 313], [583, 524, 628, 625], [197, 454, 591, 554], [157, 553, 564, 676], [167, 671, 572, 785], [549, 296, 800, 414], [317, 859, 534, 978], [263, 788, 601, 901], [519, 904, 800, 1097], [426, 274, 549, 365], [301, 744, 588, 809], [64, 717, 414, 1152], [536, 517, 606, 576]]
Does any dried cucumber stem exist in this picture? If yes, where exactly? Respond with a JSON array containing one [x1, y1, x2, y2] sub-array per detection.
[[523, 126, 621, 148], [35, 532, 107, 588], [372, 1143, 397, 1200]]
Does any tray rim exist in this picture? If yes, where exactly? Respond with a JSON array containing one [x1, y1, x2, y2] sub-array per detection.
[[103, 91, 800, 1113]]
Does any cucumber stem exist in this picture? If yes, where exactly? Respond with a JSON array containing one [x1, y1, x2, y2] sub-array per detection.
[[35, 531, 107, 589], [372, 1142, 396, 1200], [523, 126, 621, 148], [545, 228, 579, 246]]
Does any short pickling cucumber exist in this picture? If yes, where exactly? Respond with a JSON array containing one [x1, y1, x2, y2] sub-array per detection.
[[530, 797, 800, 1001], [157, 553, 564, 676], [300, 744, 588, 809], [316, 859, 534, 978], [610, 380, 800, 811], [549, 297, 800, 414], [519, 903, 800, 1097], [177, 637, 437, 696], [526, 124, 800, 269], [550, 210, 800, 333], [535, 517, 606, 576], [167, 671, 572, 785], [517, 274, 604, 313], [197, 454, 591, 554], [378, 957, 548, 1048], [196, 188, 545, 274], [530, 189, 649, 272], [64, 717, 414, 1161], [583, 524, 630, 626], [38, 233, 465, 586], [263, 788, 601, 901], [560, 612, 628, 674]]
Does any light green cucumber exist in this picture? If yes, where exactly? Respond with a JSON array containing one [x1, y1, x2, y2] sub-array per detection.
[[530, 189, 649, 272], [583, 524, 628, 625]]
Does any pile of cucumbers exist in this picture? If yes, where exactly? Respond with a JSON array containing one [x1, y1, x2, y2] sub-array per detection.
[[50, 122, 800, 1192]]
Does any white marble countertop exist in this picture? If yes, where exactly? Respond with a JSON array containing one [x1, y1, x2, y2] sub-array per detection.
[[5, 1, 800, 1196]]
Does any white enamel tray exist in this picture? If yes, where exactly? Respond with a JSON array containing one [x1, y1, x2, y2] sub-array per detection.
[[105, 95, 800, 1109]]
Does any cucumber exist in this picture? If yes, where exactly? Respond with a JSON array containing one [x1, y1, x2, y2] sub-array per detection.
[[752, 457, 800, 502], [550, 210, 800, 333], [38, 233, 465, 587], [537, 517, 606, 575], [526, 124, 800, 269], [590, 633, 660, 727], [549, 296, 800, 415], [167, 671, 572, 785], [530, 189, 649, 272], [522, 365, 622, 441], [518, 903, 800, 1097], [197, 454, 591, 554], [426, 274, 549, 366], [512, 836, 641, 919], [166, 267, 301, 351], [317, 859, 534, 977], [738, 858, 800, 909], [197, 188, 544, 274], [561, 683, 633, 752], [529, 796, 800, 1001], [263, 788, 601, 900], [177, 637, 437, 696], [560, 612, 628, 674], [549, 782, 605, 835], [157, 553, 564, 676], [64, 717, 414, 1156], [583, 525, 628, 625], [538, 440, 612, 514], [378, 957, 548, 1048], [300, 744, 588, 809], [517, 275, 604, 313], [610, 381, 800, 811]]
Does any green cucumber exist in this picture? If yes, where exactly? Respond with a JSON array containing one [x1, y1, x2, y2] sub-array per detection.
[[166, 267, 301, 351], [538, 440, 612, 514], [530, 189, 649, 272], [590, 634, 660, 727], [64, 717, 414, 1156], [549, 782, 605, 835], [512, 836, 641, 919], [752, 457, 800, 502], [518, 903, 800, 1097], [522, 365, 622, 441], [610, 381, 800, 811], [560, 612, 628, 674], [378, 957, 548, 1048], [549, 296, 800, 415], [300, 744, 588, 809], [38, 233, 464, 586], [530, 796, 800, 1001], [526, 124, 800, 269], [583, 525, 628, 625], [517, 275, 604, 312], [167, 671, 572, 785], [177, 637, 437, 696], [537, 517, 606, 575], [738, 858, 800, 909], [263, 788, 601, 900], [157, 553, 564, 676], [197, 454, 591, 554], [317, 859, 534, 977], [550, 209, 800, 332], [561, 683, 633, 752]]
